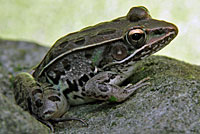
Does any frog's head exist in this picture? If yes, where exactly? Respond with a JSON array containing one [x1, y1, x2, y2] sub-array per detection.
[[31, 88, 69, 120], [103, 6, 178, 68], [123, 6, 178, 61]]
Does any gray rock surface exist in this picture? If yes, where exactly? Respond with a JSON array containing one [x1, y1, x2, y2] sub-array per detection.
[[0, 93, 50, 134], [0, 38, 200, 134], [0, 39, 48, 101], [0, 39, 50, 134]]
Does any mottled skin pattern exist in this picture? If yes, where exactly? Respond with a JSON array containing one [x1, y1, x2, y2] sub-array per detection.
[[13, 6, 178, 131]]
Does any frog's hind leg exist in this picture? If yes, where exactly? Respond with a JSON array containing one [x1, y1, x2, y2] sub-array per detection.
[[84, 71, 150, 102], [13, 72, 42, 111]]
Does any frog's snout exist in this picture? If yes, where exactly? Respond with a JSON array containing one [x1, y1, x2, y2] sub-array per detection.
[[167, 22, 178, 37]]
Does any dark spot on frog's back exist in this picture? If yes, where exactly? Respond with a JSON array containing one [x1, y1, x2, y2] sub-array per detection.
[[47, 70, 65, 85], [66, 79, 79, 92], [85, 53, 93, 59], [73, 95, 84, 100], [89, 72, 94, 77], [81, 92, 86, 96], [59, 40, 69, 48], [97, 29, 116, 35], [62, 59, 71, 71], [74, 37, 86, 46], [84, 49, 94, 59], [78, 74, 91, 87], [63, 80, 80, 98], [79, 74, 90, 82], [78, 79, 84, 87]]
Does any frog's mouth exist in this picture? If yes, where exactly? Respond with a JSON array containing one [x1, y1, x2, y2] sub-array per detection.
[[103, 25, 178, 69]]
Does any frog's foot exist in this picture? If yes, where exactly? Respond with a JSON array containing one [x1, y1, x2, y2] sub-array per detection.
[[13, 72, 42, 111], [124, 77, 150, 91], [107, 77, 150, 102], [84, 72, 150, 102]]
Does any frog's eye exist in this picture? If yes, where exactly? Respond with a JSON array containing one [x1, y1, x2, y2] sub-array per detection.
[[126, 28, 146, 48]]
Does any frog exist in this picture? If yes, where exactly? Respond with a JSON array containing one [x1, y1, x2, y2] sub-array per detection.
[[13, 6, 178, 131]]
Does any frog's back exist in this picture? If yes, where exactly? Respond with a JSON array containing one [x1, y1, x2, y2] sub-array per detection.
[[33, 16, 130, 79], [32, 6, 155, 78]]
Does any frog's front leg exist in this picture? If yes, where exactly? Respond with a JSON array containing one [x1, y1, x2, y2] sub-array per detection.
[[84, 71, 150, 102]]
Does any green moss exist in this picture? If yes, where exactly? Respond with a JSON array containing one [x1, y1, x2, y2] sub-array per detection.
[[108, 96, 118, 102], [13, 64, 29, 72], [8, 74, 15, 89], [115, 113, 123, 118], [141, 66, 145, 71], [111, 122, 117, 126], [187, 74, 195, 79]]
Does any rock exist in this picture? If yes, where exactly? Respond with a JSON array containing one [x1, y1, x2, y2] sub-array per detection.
[[0, 38, 200, 133], [0, 39, 49, 134], [0, 39, 48, 101], [0, 93, 50, 134], [64, 56, 200, 134]]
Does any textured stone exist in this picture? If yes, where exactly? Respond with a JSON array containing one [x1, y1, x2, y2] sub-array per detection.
[[0, 38, 200, 133], [0, 93, 50, 134]]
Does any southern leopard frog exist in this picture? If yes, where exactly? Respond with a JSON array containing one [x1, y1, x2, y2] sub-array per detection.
[[13, 6, 178, 131]]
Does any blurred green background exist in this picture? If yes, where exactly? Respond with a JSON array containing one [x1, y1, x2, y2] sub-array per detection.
[[0, 0, 200, 65]]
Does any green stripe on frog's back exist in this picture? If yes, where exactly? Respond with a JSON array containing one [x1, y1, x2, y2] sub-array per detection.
[[91, 47, 105, 67]]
